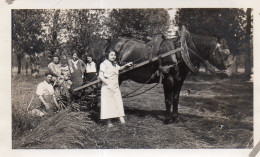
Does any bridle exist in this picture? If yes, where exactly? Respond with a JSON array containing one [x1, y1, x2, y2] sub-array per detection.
[[210, 43, 226, 69], [185, 35, 229, 76]]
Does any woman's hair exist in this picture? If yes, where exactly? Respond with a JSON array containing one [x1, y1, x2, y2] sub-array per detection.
[[105, 49, 118, 59], [45, 71, 52, 77], [72, 51, 78, 57], [53, 54, 60, 60], [86, 54, 93, 58]]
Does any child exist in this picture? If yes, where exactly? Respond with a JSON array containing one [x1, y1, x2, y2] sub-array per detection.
[[98, 50, 133, 127]]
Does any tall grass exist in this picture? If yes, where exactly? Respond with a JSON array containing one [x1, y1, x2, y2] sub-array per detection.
[[12, 74, 98, 149], [12, 75, 41, 141]]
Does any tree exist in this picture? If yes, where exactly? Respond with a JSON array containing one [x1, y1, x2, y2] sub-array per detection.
[[64, 9, 107, 58], [175, 9, 247, 56], [244, 8, 253, 77], [107, 9, 171, 39], [12, 9, 45, 74]]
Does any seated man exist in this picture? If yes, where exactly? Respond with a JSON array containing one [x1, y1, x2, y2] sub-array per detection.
[[48, 55, 62, 82], [35, 72, 60, 116]]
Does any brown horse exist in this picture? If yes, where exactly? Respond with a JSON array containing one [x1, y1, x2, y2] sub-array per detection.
[[93, 27, 235, 124]]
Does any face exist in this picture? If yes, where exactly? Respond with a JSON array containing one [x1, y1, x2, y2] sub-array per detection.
[[57, 76, 65, 85], [87, 56, 93, 63], [72, 53, 78, 61], [108, 51, 116, 62], [45, 74, 52, 83], [53, 57, 59, 64]]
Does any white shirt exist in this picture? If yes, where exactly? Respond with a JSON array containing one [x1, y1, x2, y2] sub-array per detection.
[[71, 60, 79, 69], [86, 61, 97, 73], [47, 62, 61, 76], [36, 80, 55, 96]]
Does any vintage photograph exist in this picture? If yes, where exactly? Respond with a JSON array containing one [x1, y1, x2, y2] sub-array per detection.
[[11, 8, 253, 149]]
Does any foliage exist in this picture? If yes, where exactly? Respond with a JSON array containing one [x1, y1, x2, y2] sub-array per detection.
[[12, 9, 171, 62], [63, 9, 107, 58], [35, 9, 108, 59], [12, 9, 46, 56], [107, 9, 171, 39], [175, 8, 250, 55]]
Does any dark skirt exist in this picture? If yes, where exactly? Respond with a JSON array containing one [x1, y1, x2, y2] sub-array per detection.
[[70, 69, 84, 89], [84, 72, 97, 84]]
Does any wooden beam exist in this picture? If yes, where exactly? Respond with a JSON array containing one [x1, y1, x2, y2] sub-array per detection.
[[73, 46, 184, 92], [120, 47, 183, 75], [73, 80, 101, 92]]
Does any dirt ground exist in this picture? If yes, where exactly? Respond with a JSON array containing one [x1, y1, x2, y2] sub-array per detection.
[[12, 72, 253, 149]]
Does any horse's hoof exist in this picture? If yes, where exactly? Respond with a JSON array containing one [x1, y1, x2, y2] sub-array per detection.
[[164, 119, 170, 124], [172, 116, 180, 123]]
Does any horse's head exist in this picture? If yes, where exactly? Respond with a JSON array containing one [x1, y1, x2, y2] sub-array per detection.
[[185, 30, 235, 77], [208, 42, 235, 77], [106, 37, 143, 65]]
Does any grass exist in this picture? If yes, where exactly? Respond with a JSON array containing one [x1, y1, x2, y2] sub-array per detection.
[[12, 72, 253, 149]]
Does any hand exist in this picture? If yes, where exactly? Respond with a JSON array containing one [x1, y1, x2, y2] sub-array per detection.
[[56, 103, 61, 110], [44, 102, 50, 110], [126, 62, 133, 67], [107, 85, 116, 93], [70, 67, 74, 73]]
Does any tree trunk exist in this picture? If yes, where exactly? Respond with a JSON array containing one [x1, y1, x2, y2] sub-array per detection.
[[17, 54, 22, 74], [244, 8, 253, 78]]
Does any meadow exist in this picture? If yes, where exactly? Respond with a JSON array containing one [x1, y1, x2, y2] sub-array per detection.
[[12, 71, 253, 149]]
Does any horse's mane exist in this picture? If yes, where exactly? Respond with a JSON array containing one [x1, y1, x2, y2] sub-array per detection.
[[189, 33, 218, 54], [190, 33, 218, 47], [119, 33, 164, 43], [118, 36, 147, 43]]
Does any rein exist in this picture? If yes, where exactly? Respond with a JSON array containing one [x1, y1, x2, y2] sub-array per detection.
[[122, 70, 160, 98], [187, 46, 228, 75], [186, 33, 228, 76]]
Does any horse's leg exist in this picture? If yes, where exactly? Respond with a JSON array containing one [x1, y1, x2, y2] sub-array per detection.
[[163, 75, 174, 124], [171, 86, 182, 122], [171, 68, 188, 122]]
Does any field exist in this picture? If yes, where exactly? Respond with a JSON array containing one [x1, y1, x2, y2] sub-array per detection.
[[12, 71, 253, 149]]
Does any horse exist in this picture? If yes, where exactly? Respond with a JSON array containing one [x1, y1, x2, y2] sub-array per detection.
[[92, 27, 235, 124]]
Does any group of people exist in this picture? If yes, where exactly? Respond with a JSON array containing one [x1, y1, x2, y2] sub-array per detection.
[[33, 50, 133, 127]]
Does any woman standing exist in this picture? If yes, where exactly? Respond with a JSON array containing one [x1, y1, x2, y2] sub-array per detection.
[[84, 54, 98, 84], [99, 50, 133, 127], [68, 52, 86, 89]]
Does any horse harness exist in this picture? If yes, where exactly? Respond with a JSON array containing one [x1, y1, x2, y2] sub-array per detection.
[[137, 34, 229, 84]]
